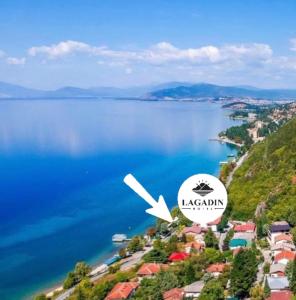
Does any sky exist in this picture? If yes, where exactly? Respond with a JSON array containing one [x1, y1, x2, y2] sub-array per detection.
[[1, 0, 296, 89]]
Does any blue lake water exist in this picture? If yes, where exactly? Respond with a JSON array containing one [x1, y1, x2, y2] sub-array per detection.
[[0, 99, 239, 299]]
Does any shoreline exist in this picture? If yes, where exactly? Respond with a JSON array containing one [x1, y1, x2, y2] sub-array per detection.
[[43, 145, 240, 299]]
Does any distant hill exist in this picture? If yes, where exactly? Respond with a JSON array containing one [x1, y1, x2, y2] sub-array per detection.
[[0, 81, 193, 99], [228, 117, 296, 222], [148, 83, 296, 100], [0, 81, 46, 98], [1, 81, 296, 100]]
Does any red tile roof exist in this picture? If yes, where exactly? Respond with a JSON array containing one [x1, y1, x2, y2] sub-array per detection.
[[182, 225, 202, 235], [275, 234, 293, 243], [234, 222, 256, 232], [274, 251, 296, 263], [266, 291, 292, 300], [137, 263, 167, 276], [169, 252, 189, 262], [105, 282, 139, 300], [206, 263, 226, 273], [207, 217, 221, 226], [163, 288, 184, 300]]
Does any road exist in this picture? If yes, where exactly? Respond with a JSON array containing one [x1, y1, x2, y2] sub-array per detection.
[[54, 246, 152, 300], [256, 246, 271, 284], [226, 152, 248, 188]]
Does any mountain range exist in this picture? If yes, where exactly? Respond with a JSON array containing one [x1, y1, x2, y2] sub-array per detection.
[[1, 81, 296, 100], [0, 81, 192, 99], [148, 83, 296, 100]]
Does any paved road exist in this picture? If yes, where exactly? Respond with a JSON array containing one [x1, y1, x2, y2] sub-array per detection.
[[55, 246, 152, 300], [121, 247, 151, 271], [226, 152, 248, 188], [219, 231, 227, 251]]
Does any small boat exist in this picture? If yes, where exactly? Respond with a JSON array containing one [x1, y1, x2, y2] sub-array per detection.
[[227, 154, 235, 158], [112, 234, 127, 243], [219, 161, 228, 165]]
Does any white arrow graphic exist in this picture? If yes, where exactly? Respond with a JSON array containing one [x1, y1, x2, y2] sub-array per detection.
[[123, 173, 173, 223]]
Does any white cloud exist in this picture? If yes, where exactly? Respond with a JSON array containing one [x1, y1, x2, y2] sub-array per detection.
[[27, 40, 273, 67], [28, 40, 93, 58], [290, 38, 296, 51], [6, 57, 26, 65]]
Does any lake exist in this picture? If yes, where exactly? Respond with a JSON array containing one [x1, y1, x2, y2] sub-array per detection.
[[0, 99, 238, 299]]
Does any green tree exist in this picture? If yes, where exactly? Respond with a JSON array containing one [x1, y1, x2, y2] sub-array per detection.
[[230, 249, 258, 298], [153, 238, 165, 251], [63, 272, 76, 289], [143, 249, 168, 263], [286, 260, 293, 282], [74, 262, 91, 280], [109, 264, 120, 274], [118, 247, 127, 258], [127, 236, 143, 253], [217, 215, 228, 232], [199, 279, 224, 300], [250, 284, 264, 300], [291, 227, 296, 245], [34, 294, 47, 300], [263, 262, 270, 274], [133, 278, 162, 300], [223, 229, 234, 251], [159, 223, 169, 235], [92, 281, 115, 300], [183, 262, 196, 285], [264, 277, 271, 298], [156, 270, 179, 292], [63, 262, 91, 290], [68, 278, 93, 300], [290, 257, 296, 293], [204, 228, 219, 249], [165, 235, 178, 256]]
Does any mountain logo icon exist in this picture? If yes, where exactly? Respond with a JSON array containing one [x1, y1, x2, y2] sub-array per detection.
[[192, 182, 214, 197]]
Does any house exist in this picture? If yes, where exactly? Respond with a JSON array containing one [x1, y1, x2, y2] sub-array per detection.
[[182, 225, 204, 241], [268, 221, 290, 243], [270, 263, 286, 277], [163, 288, 184, 300], [274, 251, 296, 265], [183, 280, 205, 298], [206, 263, 227, 277], [137, 263, 167, 278], [266, 276, 289, 291], [274, 234, 293, 245], [105, 282, 139, 300], [229, 238, 247, 249], [184, 241, 204, 254], [266, 291, 292, 300], [207, 217, 221, 232], [169, 252, 189, 262], [271, 243, 296, 255], [234, 222, 256, 233]]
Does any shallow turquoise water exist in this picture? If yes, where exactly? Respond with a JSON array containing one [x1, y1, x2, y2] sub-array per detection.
[[0, 99, 238, 299]]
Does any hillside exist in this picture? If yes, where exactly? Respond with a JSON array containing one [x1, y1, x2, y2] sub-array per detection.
[[149, 83, 296, 100], [228, 117, 296, 223]]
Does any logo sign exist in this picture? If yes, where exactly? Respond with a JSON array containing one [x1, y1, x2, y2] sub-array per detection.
[[178, 174, 227, 226]]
